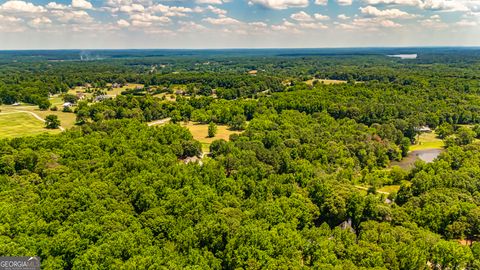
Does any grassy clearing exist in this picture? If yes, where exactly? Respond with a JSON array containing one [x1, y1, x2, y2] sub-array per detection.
[[410, 132, 444, 151], [33, 109, 76, 129], [0, 112, 60, 138], [378, 185, 401, 194], [305, 78, 347, 86], [0, 103, 77, 130], [106, 83, 144, 96], [181, 122, 242, 152], [69, 83, 145, 98]]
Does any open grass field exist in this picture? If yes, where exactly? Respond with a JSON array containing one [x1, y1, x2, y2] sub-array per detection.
[[106, 83, 144, 96], [0, 103, 76, 130], [69, 83, 145, 98], [378, 185, 401, 194], [410, 132, 444, 151], [305, 78, 347, 86], [181, 122, 242, 152], [0, 112, 60, 138]]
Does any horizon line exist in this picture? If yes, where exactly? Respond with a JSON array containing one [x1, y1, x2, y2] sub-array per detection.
[[1, 46, 480, 52]]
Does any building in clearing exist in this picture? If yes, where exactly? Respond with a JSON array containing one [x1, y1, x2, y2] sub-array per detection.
[[175, 89, 186, 95], [76, 92, 86, 100], [415, 126, 432, 133], [94, 95, 111, 102], [63, 102, 73, 107]]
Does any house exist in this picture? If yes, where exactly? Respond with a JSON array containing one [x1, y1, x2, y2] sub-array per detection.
[[63, 102, 73, 107], [182, 156, 203, 166], [338, 218, 355, 234], [94, 95, 111, 102], [248, 70, 258, 75], [112, 83, 123, 88], [12, 102, 20, 106], [415, 126, 432, 133], [135, 85, 144, 90], [175, 89, 185, 95], [76, 92, 86, 100]]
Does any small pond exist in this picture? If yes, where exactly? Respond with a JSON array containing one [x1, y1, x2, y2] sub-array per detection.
[[387, 54, 418, 59], [390, 149, 443, 169]]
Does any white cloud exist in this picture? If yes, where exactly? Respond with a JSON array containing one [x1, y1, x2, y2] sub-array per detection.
[[0, 1, 45, 13], [72, 0, 93, 10], [314, 13, 330, 20], [336, 17, 402, 30], [203, 16, 241, 25], [29, 16, 52, 27], [51, 9, 93, 23], [148, 4, 195, 16], [0, 14, 24, 32], [337, 0, 353, 6], [456, 19, 478, 26], [299, 22, 327, 29], [46, 2, 69, 10], [363, 0, 421, 5], [206, 5, 227, 15], [117, 19, 130, 27], [420, 0, 469, 12], [178, 21, 207, 32], [314, 0, 328, 5], [130, 13, 170, 23], [248, 0, 309, 10], [119, 4, 145, 13], [338, 14, 350, 19], [419, 14, 448, 28], [196, 0, 224, 4], [360, 5, 416, 18], [291, 11, 313, 21]]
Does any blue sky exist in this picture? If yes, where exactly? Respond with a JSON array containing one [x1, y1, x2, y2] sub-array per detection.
[[0, 0, 479, 49]]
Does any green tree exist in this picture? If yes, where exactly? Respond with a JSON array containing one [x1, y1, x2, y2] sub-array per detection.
[[229, 114, 246, 131], [45, 115, 60, 129], [208, 122, 217, 138], [436, 123, 454, 139], [38, 98, 51, 111], [456, 126, 475, 145]]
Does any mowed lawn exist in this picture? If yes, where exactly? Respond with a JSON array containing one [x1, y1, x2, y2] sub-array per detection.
[[410, 132, 444, 151], [181, 122, 242, 152], [0, 112, 60, 139], [0, 104, 76, 129]]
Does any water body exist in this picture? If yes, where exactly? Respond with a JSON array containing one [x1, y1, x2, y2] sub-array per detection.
[[390, 149, 443, 169], [388, 54, 418, 59]]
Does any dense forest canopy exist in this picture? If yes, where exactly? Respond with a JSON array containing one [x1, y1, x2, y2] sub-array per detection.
[[1, 48, 480, 269]]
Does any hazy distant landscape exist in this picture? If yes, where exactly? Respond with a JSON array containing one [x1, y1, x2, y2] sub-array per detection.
[[1, 46, 480, 269]]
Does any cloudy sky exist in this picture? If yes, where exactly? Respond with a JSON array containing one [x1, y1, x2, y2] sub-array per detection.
[[0, 0, 479, 49]]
